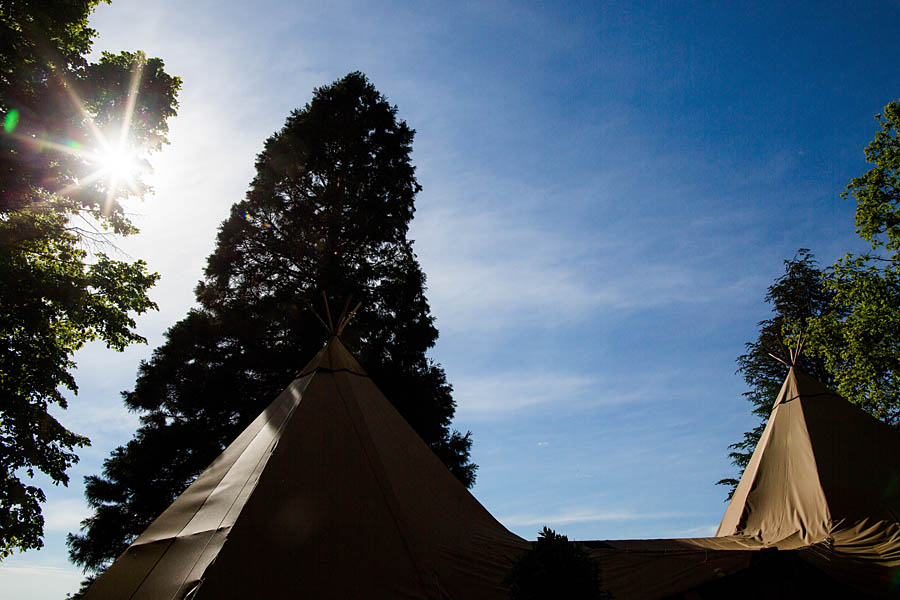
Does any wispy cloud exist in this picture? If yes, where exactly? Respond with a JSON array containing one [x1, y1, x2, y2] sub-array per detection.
[[42, 499, 91, 533], [502, 507, 692, 528], [412, 200, 758, 335], [452, 365, 692, 420], [453, 371, 597, 418], [0, 565, 83, 578], [0, 563, 85, 599]]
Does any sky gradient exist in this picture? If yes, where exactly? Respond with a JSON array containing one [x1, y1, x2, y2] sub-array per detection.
[[4, 1, 900, 597]]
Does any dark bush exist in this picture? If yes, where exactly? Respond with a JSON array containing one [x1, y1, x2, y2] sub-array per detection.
[[505, 526, 607, 600]]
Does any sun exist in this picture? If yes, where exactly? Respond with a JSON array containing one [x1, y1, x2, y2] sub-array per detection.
[[2, 56, 151, 215], [8, 57, 151, 210], [93, 142, 142, 192]]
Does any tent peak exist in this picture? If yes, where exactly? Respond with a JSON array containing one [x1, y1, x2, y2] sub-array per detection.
[[307, 291, 362, 338], [767, 331, 806, 370], [299, 335, 367, 377]]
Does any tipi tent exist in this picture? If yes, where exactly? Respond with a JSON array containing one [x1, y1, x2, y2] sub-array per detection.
[[716, 366, 900, 591], [82, 337, 527, 600], [584, 366, 900, 599]]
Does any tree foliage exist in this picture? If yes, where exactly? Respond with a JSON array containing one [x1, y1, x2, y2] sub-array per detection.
[[68, 72, 475, 573], [846, 101, 900, 253], [0, 0, 179, 557], [722, 100, 900, 496], [505, 527, 605, 600], [806, 100, 900, 423]]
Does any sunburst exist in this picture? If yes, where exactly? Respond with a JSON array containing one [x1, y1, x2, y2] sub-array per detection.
[[89, 137, 144, 201], [3, 57, 147, 215]]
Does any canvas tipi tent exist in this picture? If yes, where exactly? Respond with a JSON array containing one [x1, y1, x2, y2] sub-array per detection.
[[583, 366, 900, 599], [81, 336, 527, 599], [715, 366, 900, 591]]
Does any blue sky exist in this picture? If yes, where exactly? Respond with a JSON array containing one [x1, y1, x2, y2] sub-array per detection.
[[4, 1, 900, 597]]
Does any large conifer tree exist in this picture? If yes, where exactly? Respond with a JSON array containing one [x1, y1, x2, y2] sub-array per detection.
[[68, 72, 475, 573]]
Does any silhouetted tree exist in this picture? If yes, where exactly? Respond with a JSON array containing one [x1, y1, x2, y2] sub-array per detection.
[[0, 0, 179, 557], [505, 527, 605, 600], [718, 250, 835, 497], [67, 72, 474, 574]]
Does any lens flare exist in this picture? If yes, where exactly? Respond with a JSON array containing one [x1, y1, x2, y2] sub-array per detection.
[[3, 110, 18, 133], [40, 55, 148, 212]]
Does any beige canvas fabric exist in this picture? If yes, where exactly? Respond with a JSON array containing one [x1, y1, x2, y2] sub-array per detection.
[[718, 368, 900, 546], [82, 337, 527, 600], [578, 367, 900, 599], [715, 366, 900, 593], [584, 536, 756, 599]]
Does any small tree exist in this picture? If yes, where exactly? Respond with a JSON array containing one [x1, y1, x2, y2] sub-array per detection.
[[505, 527, 605, 600]]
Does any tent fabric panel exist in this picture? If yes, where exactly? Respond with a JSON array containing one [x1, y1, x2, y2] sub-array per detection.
[[716, 375, 790, 537], [797, 529, 900, 597], [192, 371, 430, 599], [793, 369, 900, 524], [77, 536, 176, 600], [581, 535, 895, 599], [79, 529, 229, 600], [592, 536, 764, 552], [583, 538, 754, 600], [175, 384, 301, 538], [731, 388, 829, 543], [716, 369, 830, 545], [674, 546, 878, 600], [133, 374, 311, 544], [127, 530, 228, 600], [81, 375, 313, 600], [342, 370, 529, 598]]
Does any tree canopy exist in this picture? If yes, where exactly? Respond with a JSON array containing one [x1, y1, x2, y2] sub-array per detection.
[[68, 72, 475, 574], [0, 0, 179, 557], [722, 100, 900, 495], [505, 527, 605, 600], [806, 101, 900, 423]]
